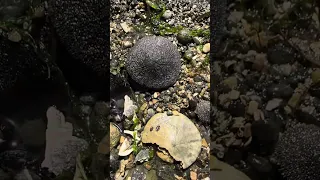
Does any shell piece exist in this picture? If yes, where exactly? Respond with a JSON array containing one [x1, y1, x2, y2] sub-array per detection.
[[141, 112, 202, 169], [118, 138, 133, 156]]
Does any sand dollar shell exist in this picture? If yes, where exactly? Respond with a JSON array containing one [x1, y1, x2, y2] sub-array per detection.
[[141, 112, 202, 169]]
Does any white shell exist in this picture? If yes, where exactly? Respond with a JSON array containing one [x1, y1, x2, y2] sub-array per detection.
[[141, 112, 202, 169]]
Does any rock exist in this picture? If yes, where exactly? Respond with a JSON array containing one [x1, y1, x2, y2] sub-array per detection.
[[195, 100, 211, 124], [251, 120, 279, 155], [162, 10, 173, 19], [210, 156, 250, 180], [203, 43, 210, 53], [0, 168, 10, 180], [222, 76, 238, 89], [267, 84, 293, 99], [247, 154, 272, 174], [157, 165, 175, 180], [177, 29, 193, 45], [228, 100, 246, 117], [247, 101, 259, 115], [94, 101, 109, 116], [14, 169, 41, 180], [79, 95, 96, 105], [109, 123, 121, 150], [156, 150, 174, 164], [311, 70, 320, 84], [123, 95, 137, 117], [7, 31, 21, 42], [120, 22, 132, 33], [110, 149, 120, 172], [19, 119, 46, 148], [146, 170, 158, 180], [229, 90, 240, 100], [267, 43, 295, 64], [228, 11, 244, 24], [134, 149, 150, 163], [0, 0, 30, 20], [126, 36, 181, 89], [265, 98, 283, 111], [131, 165, 148, 180]]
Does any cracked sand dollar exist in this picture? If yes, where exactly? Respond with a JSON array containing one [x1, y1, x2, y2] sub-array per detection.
[[141, 112, 202, 169]]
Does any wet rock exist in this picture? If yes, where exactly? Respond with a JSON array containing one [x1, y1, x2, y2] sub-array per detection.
[[126, 36, 181, 90], [131, 165, 148, 180], [267, 43, 295, 64], [177, 29, 193, 45], [267, 84, 293, 99]]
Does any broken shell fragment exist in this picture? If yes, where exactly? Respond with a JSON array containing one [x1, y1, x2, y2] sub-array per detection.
[[118, 137, 133, 156], [141, 112, 202, 169]]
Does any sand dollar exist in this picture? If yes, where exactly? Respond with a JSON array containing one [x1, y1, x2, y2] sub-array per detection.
[[141, 112, 202, 169]]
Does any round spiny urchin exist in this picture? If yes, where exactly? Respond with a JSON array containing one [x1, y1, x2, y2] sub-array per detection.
[[125, 36, 181, 90], [272, 123, 320, 180], [195, 100, 210, 124]]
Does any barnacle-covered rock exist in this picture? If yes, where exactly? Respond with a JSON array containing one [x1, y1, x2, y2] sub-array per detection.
[[126, 36, 181, 90], [272, 123, 320, 180], [47, 0, 108, 91]]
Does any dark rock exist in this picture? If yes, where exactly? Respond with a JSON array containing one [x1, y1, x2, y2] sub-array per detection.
[[247, 154, 272, 174], [295, 109, 320, 127], [0, 0, 30, 20], [267, 43, 295, 64], [48, 0, 109, 92], [211, 0, 227, 53], [131, 165, 148, 180], [195, 100, 210, 124], [194, 75, 203, 82], [272, 123, 320, 180], [14, 169, 41, 180], [110, 73, 132, 98], [251, 120, 279, 155], [94, 101, 109, 117], [0, 150, 38, 171], [0, 168, 10, 180], [189, 99, 198, 111], [267, 84, 294, 99], [157, 165, 175, 180], [227, 100, 246, 117], [126, 36, 181, 90], [110, 149, 119, 172], [177, 29, 193, 45], [224, 149, 243, 165], [19, 119, 46, 148], [79, 95, 96, 106]]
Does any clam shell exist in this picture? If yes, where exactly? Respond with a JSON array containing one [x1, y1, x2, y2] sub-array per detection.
[[141, 112, 202, 169]]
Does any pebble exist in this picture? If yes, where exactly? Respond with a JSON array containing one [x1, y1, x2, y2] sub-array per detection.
[[267, 84, 293, 99], [79, 95, 96, 105], [177, 29, 193, 45], [8, 30, 21, 42], [247, 101, 259, 115], [229, 90, 240, 100], [202, 43, 210, 53], [123, 40, 133, 48], [162, 10, 173, 19], [120, 22, 131, 33], [265, 98, 282, 111]]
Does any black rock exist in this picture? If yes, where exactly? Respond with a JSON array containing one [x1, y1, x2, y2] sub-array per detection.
[[267, 43, 295, 64], [131, 165, 148, 180], [177, 29, 193, 45], [227, 100, 246, 117], [125, 36, 181, 90], [267, 84, 294, 99], [195, 100, 211, 124], [251, 120, 279, 155], [157, 165, 176, 180]]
